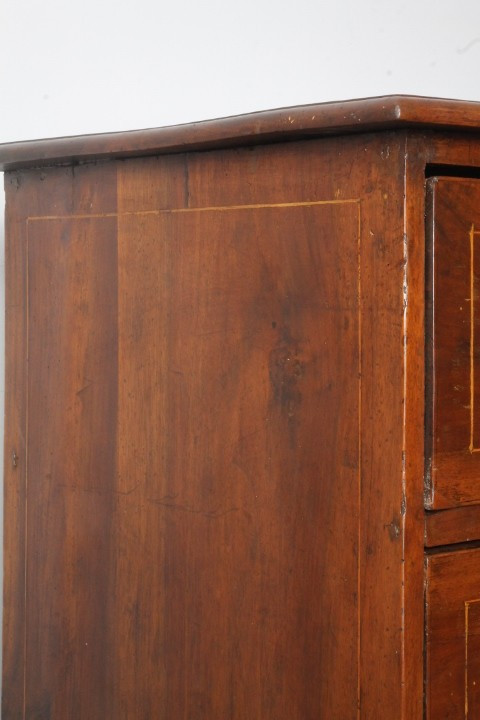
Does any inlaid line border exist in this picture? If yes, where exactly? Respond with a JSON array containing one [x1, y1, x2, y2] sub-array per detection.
[[24, 197, 363, 719]]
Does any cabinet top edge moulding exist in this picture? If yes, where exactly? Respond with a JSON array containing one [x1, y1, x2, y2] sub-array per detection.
[[1, 94, 480, 170]]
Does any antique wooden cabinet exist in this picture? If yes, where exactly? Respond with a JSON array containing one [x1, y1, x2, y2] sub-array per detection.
[[2, 96, 480, 719]]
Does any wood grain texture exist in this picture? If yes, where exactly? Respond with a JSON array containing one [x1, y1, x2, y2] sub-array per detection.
[[2, 171, 28, 720], [27, 216, 118, 719], [426, 547, 480, 719], [126, 203, 359, 719], [3, 132, 421, 718], [173, 134, 414, 716], [2, 96, 480, 171], [2, 164, 113, 720], [426, 177, 480, 508], [425, 506, 480, 546], [422, 130, 480, 171], [402, 133, 428, 719]]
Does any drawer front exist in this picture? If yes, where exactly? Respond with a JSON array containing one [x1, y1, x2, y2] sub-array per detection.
[[427, 177, 480, 508], [426, 548, 480, 719]]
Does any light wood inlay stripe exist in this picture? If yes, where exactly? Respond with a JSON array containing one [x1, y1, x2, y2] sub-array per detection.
[[24, 198, 363, 717]]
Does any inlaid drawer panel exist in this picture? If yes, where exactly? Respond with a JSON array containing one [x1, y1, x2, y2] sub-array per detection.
[[426, 177, 480, 509], [426, 547, 480, 719]]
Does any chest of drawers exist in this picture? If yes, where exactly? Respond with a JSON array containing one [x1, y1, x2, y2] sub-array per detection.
[[1, 96, 480, 719]]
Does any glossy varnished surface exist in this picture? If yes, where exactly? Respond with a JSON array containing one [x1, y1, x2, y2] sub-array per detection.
[[3, 133, 415, 718], [1, 96, 480, 170], [29, 200, 363, 717], [426, 548, 480, 719], [3, 108, 480, 719], [425, 505, 480, 546], [27, 216, 118, 717], [426, 177, 480, 508]]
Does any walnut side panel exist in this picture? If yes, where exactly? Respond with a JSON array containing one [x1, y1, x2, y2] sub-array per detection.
[[2, 174, 28, 720], [26, 217, 118, 719], [2, 163, 118, 719], [20, 200, 362, 718], [2, 134, 420, 719]]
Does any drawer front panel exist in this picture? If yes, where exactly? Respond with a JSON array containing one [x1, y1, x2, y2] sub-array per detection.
[[426, 548, 480, 719], [427, 177, 480, 508]]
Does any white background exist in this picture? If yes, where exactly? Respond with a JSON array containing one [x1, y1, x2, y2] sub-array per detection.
[[0, 0, 480, 678]]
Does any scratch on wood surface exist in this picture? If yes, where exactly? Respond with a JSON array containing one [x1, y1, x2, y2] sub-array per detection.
[[147, 498, 239, 519]]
